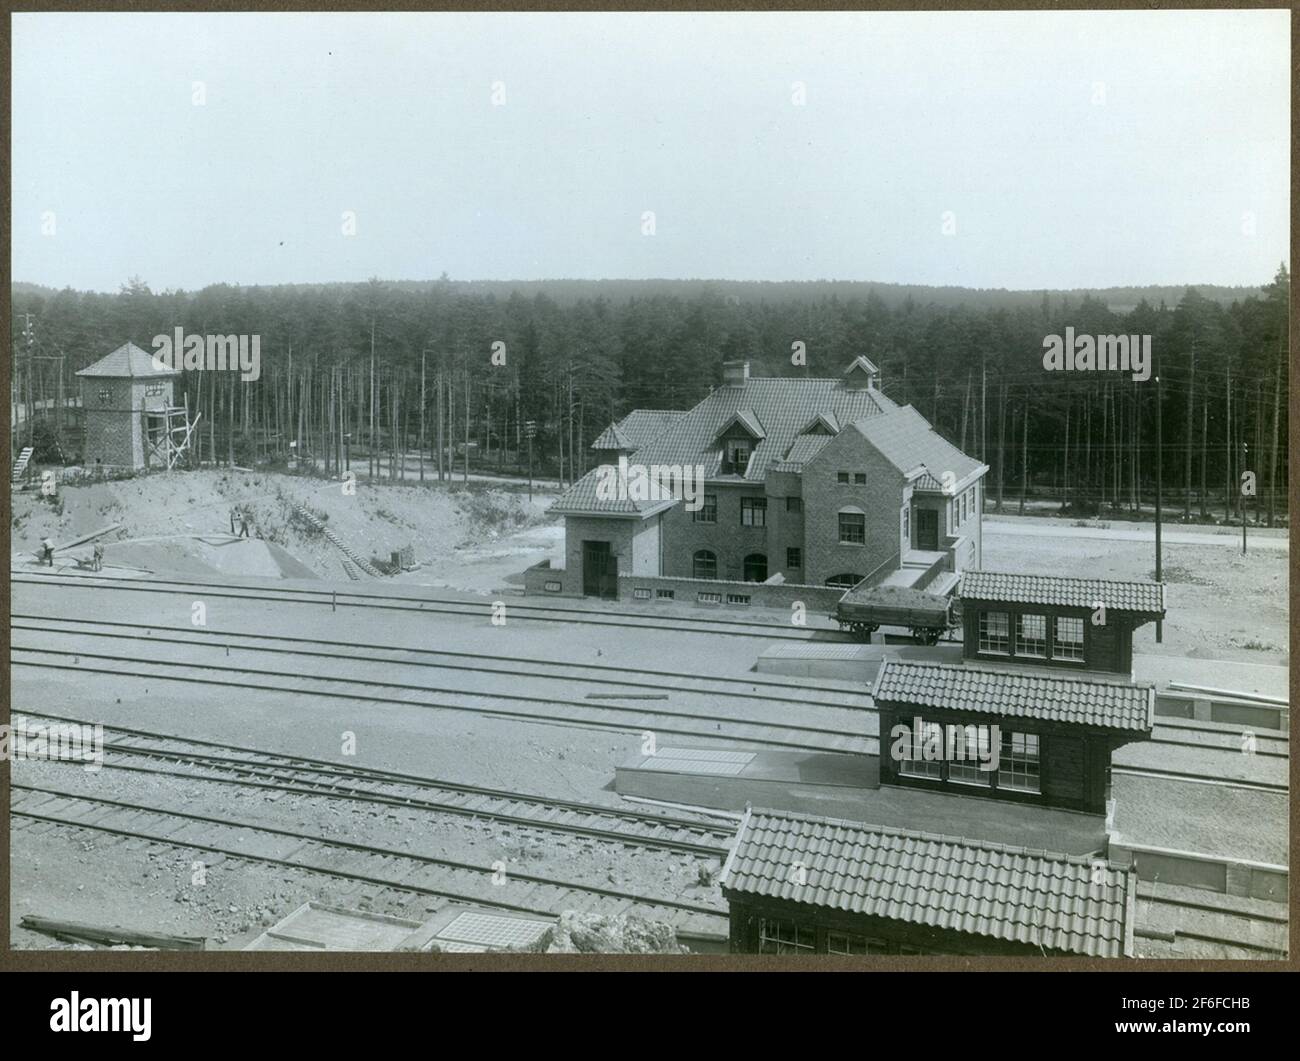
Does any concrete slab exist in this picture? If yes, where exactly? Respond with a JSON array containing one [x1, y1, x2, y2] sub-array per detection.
[[616, 748, 1107, 856]]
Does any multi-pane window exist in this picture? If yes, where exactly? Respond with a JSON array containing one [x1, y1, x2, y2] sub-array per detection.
[[826, 932, 890, 955], [693, 550, 717, 580], [978, 611, 1010, 654], [838, 511, 866, 544], [1016, 614, 1048, 658], [98, 387, 111, 403], [145, 382, 166, 397], [743, 553, 768, 582], [693, 494, 717, 523], [836, 471, 850, 484], [741, 497, 767, 527], [998, 732, 1042, 793], [898, 720, 944, 779], [853, 472, 867, 485], [786, 496, 803, 514], [825, 573, 864, 588], [902, 507, 910, 541], [758, 918, 815, 955], [786, 547, 802, 570], [946, 723, 994, 786], [1054, 616, 1085, 661], [726, 439, 753, 473]]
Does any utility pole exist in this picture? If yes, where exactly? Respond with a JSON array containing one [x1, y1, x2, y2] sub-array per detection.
[[1154, 362, 1163, 644], [1241, 439, 1249, 555], [525, 419, 536, 503], [419, 348, 427, 483], [369, 320, 376, 480]]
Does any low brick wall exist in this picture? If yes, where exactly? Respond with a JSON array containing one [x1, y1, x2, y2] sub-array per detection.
[[617, 573, 844, 613], [523, 559, 568, 596]]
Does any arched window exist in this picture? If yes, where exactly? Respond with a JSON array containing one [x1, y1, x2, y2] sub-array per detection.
[[825, 573, 865, 589], [693, 550, 717, 580], [743, 553, 768, 582]]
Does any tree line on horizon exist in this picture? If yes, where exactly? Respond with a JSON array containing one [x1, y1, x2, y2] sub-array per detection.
[[10, 266, 1289, 526]]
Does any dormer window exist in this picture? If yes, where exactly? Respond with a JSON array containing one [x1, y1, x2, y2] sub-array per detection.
[[725, 438, 753, 474]]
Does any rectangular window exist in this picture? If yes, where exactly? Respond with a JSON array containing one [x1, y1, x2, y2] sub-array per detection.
[[826, 932, 891, 956], [1054, 616, 1085, 661], [1016, 614, 1047, 658], [758, 918, 815, 955], [98, 387, 111, 402], [726, 440, 752, 473], [632, 587, 652, 601], [836, 471, 850, 484], [902, 507, 910, 541], [945, 724, 994, 786], [697, 591, 722, 604], [145, 382, 166, 397], [544, 581, 562, 593], [838, 512, 865, 545], [786, 547, 802, 569], [853, 472, 867, 485], [655, 589, 675, 600], [978, 611, 1010, 654], [899, 719, 944, 779], [741, 497, 767, 527], [998, 732, 1041, 793], [726, 593, 751, 606], [693, 494, 717, 523], [786, 496, 803, 514]]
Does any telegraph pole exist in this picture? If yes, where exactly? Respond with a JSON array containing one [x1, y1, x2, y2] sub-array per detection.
[[1154, 361, 1163, 644], [1241, 440, 1249, 555]]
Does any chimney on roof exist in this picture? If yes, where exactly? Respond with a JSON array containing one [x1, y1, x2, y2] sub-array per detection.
[[722, 360, 750, 387]]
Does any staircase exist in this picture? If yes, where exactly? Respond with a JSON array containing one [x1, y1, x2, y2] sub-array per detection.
[[293, 505, 383, 578], [12, 446, 34, 481]]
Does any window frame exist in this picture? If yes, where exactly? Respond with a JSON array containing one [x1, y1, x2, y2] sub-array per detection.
[[786, 547, 802, 570], [740, 496, 767, 527], [997, 731, 1042, 794], [838, 509, 866, 545], [692, 550, 717, 580], [978, 610, 1010, 654], [1015, 613, 1048, 658], [693, 493, 718, 524], [1053, 615, 1086, 662]]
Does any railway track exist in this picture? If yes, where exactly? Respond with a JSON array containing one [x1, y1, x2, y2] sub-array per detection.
[[13, 712, 739, 858], [11, 613, 871, 710], [12, 642, 873, 759], [15, 571, 854, 642], [11, 783, 729, 937]]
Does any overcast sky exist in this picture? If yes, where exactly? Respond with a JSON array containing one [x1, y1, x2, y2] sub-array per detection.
[[12, 10, 1290, 293]]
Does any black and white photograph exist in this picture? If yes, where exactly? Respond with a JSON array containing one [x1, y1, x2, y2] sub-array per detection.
[[3, 4, 1293, 989]]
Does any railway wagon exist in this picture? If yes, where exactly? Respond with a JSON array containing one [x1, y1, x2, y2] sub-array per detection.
[[833, 583, 955, 645]]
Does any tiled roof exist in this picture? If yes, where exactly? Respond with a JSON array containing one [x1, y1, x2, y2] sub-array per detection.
[[852, 405, 983, 493], [960, 570, 1165, 615], [631, 376, 898, 481], [721, 808, 1133, 957], [715, 407, 766, 440], [548, 465, 679, 517], [75, 341, 180, 379], [771, 434, 833, 471], [591, 409, 685, 452], [872, 659, 1153, 732]]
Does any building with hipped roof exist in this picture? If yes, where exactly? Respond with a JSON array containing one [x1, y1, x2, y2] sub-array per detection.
[[76, 341, 192, 471], [542, 358, 987, 598]]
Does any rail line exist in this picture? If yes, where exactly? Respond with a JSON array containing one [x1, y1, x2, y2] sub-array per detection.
[[11, 613, 871, 709], [12, 648, 875, 755], [11, 784, 729, 936], [15, 571, 852, 642], [13, 712, 738, 858]]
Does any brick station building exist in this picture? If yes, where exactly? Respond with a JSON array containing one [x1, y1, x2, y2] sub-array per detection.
[[544, 358, 986, 598], [721, 807, 1136, 956], [76, 341, 182, 471]]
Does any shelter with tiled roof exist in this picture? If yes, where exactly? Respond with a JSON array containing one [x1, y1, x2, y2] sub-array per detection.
[[720, 807, 1136, 957], [542, 359, 986, 598], [872, 658, 1154, 813], [958, 570, 1166, 675]]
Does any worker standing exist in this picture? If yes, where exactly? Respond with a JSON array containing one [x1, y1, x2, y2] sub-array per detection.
[[238, 511, 251, 539], [230, 507, 240, 535], [92, 543, 105, 571], [41, 537, 55, 567]]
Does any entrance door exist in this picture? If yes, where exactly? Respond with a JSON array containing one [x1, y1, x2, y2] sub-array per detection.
[[916, 509, 939, 551], [582, 540, 617, 599]]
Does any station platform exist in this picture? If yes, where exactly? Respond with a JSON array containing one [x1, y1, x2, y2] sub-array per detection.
[[616, 746, 1107, 856], [755, 640, 962, 682]]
